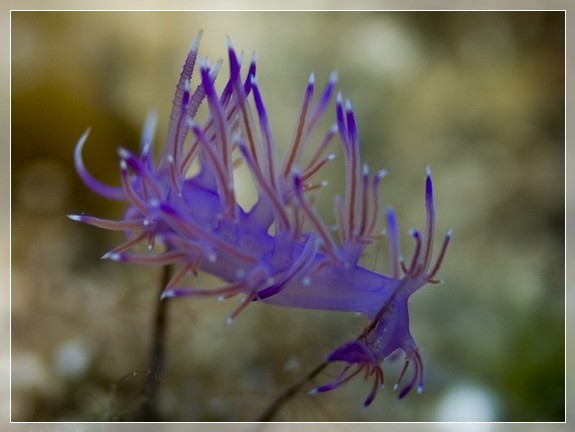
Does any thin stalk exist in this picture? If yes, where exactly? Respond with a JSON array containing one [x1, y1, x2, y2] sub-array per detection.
[[257, 360, 328, 421], [137, 265, 172, 421]]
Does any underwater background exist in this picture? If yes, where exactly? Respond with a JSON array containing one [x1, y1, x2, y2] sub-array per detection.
[[10, 11, 565, 423]]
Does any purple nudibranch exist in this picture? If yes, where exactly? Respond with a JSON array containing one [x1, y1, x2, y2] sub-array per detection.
[[69, 32, 451, 409]]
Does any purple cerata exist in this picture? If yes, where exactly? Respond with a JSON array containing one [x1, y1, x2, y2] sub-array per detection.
[[69, 32, 452, 409]]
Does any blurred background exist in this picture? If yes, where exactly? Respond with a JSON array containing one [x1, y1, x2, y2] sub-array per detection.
[[11, 11, 565, 422]]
